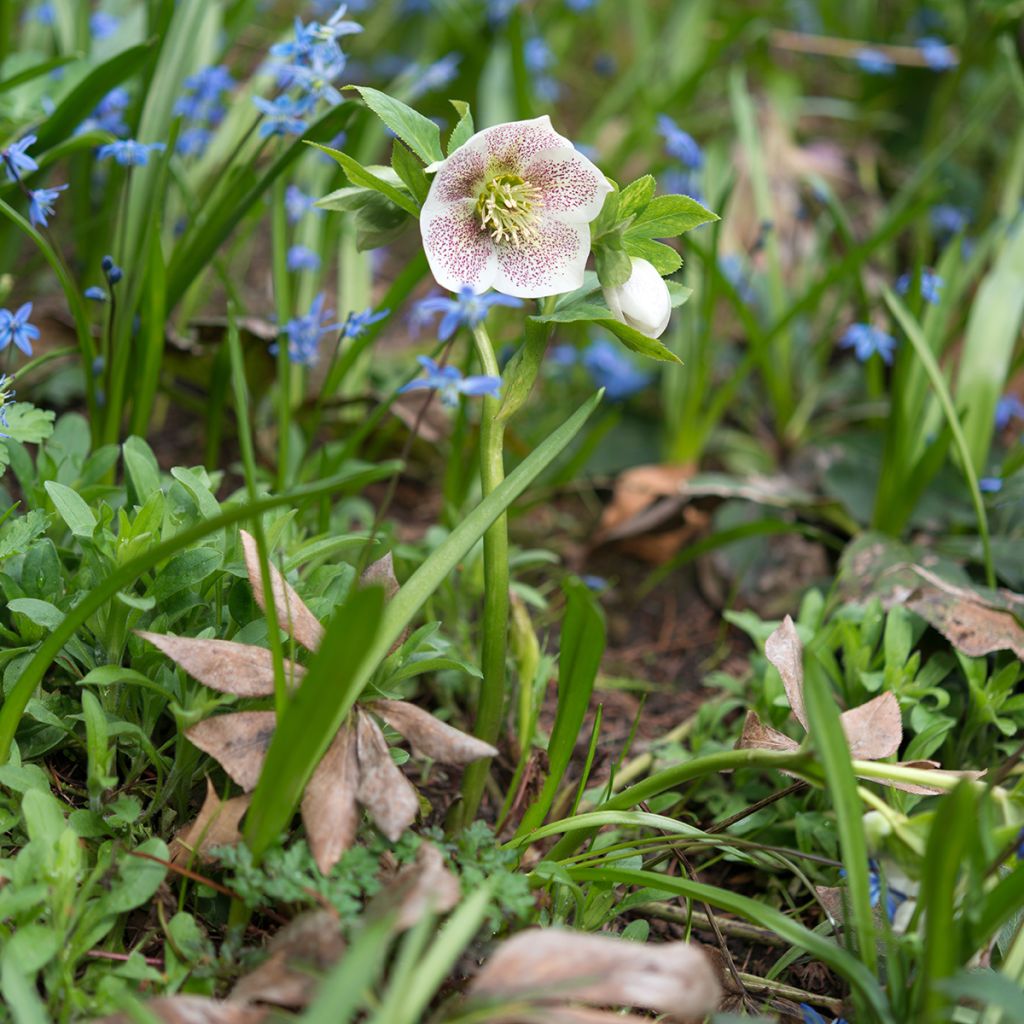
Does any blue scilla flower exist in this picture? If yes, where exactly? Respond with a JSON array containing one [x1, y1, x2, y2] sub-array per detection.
[[896, 269, 943, 305], [399, 355, 501, 408], [995, 394, 1024, 431], [102, 255, 123, 286], [656, 115, 703, 169], [980, 477, 1003, 493], [524, 37, 552, 74], [930, 204, 970, 238], [285, 185, 321, 223], [0, 303, 40, 357], [31, 3, 55, 24], [84, 286, 108, 302], [77, 87, 131, 137], [176, 128, 213, 158], [917, 36, 957, 71], [719, 253, 757, 306], [413, 287, 523, 341], [839, 323, 896, 364], [582, 338, 652, 400], [549, 344, 578, 368], [1, 135, 38, 181], [253, 95, 309, 137], [407, 53, 461, 100], [342, 306, 389, 339], [286, 245, 321, 272], [800, 1003, 848, 1024], [89, 11, 119, 40], [97, 139, 166, 166], [854, 47, 895, 75], [28, 184, 67, 227], [280, 51, 345, 107], [270, 293, 342, 366], [566, 0, 596, 9]]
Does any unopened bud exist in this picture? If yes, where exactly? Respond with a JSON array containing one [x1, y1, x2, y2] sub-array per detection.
[[602, 257, 672, 339]]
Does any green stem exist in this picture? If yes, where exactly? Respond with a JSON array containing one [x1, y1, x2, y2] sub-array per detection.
[[271, 176, 292, 491], [459, 323, 509, 824]]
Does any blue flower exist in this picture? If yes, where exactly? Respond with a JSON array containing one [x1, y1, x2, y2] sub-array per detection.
[[77, 87, 131, 137], [930, 204, 970, 238], [176, 128, 213, 158], [407, 53, 461, 100], [271, 293, 342, 366], [549, 344, 578, 368], [102, 255, 123, 285], [97, 139, 166, 166], [280, 50, 345, 106], [342, 306, 389, 339], [0, 303, 40, 356], [285, 185, 321, 223], [253, 95, 309, 137], [581, 575, 608, 591], [31, 3, 55, 24], [398, 355, 501, 407], [413, 286, 523, 341], [917, 36, 957, 71], [719, 253, 757, 305], [286, 245, 321, 272], [995, 394, 1024, 431], [2, 135, 38, 181], [979, 477, 1003, 493], [854, 47, 895, 75], [84, 286, 108, 302], [896, 269, 943, 305], [656, 115, 703, 169], [175, 64, 234, 131], [28, 184, 67, 227], [581, 338, 652, 400], [800, 1004, 848, 1024], [839, 323, 896, 364], [525, 37, 552, 74], [565, 0, 596, 9], [89, 11, 119, 39]]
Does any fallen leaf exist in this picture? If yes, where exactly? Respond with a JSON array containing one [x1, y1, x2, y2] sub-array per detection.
[[360, 552, 400, 600], [368, 700, 498, 765], [906, 588, 1024, 660], [839, 693, 901, 761], [365, 841, 461, 930], [354, 710, 419, 842], [170, 778, 250, 865], [737, 710, 799, 753], [240, 530, 324, 652], [187, 712, 276, 792], [138, 632, 305, 697], [302, 725, 360, 874], [230, 910, 345, 1008], [95, 997, 268, 1024], [469, 929, 721, 1019], [763, 615, 807, 728]]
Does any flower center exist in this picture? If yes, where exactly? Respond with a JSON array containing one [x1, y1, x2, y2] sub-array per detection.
[[475, 173, 542, 246]]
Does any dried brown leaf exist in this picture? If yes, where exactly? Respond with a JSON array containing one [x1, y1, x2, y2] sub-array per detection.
[[240, 530, 324, 652], [736, 710, 799, 753], [94, 997, 268, 1024], [354, 710, 419, 842], [840, 692, 901, 760], [170, 779, 250, 866], [360, 552, 400, 600], [764, 615, 807, 729], [302, 725, 360, 875], [470, 929, 721, 1019], [137, 631, 305, 697], [368, 699, 498, 766], [907, 588, 1024, 659], [230, 910, 345, 1009], [187, 712, 276, 792], [365, 841, 461, 931], [881, 761, 985, 795], [596, 464, 694, 543]]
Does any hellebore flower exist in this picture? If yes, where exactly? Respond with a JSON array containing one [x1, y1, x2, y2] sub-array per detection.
[[0, 303, 40, 356], [414, 285, 522, 340], [420, 114, 612, 298], [399, 355, 501, 407], [602, 256, 673, 339]]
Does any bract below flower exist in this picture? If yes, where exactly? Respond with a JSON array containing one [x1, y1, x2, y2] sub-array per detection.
[[420, 115, 611, 298]]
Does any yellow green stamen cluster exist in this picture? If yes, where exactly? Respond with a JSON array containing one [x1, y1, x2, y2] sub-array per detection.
[[476, 173, 542, 246]]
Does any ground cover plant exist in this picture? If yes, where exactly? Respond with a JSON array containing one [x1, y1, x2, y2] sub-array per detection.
[[0, 0, 1023, 1021]]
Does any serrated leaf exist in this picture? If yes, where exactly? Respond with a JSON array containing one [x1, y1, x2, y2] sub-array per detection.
[[310, 144, 419, 217], [448, 100, 475, 153], [594, 245, 633, 289], [0, 510, 50, 562], [624, 236, 683, 275], [391, 140, 429, 206], [618, 175, 657, 222], [534, 302, 682, 364], [44, 481, 97, 538], [347, 85, 443, 165], [627, 194, 718, 239], [3, 403, 55, 445]]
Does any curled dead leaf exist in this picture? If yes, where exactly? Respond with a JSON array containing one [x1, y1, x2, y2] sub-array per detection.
[[354, 710, 419, 842], [365, 841, 461, 931], [764, 615, 807, 728], [187, 712, 276, 792], [302, 725, 360, 874], [469, 929, 721, 1020], [840, 693, 901, 761], [170, 778, 250, 866], [368, 699, 498, 766], [94, 996, 268, 1024], [240, 530, 324, 652], [906, 587, 1024, 660], [138, 631, 305, 697], [360, 551, 400, 600], [230, 910, 345, 1009], [737, 710, 799, 753]]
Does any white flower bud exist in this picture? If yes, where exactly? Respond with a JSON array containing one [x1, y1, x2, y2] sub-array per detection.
[[602, 257, 672, 339]]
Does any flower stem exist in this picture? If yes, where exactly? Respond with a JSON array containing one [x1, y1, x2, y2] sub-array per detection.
[[459, 322, 509, 825]]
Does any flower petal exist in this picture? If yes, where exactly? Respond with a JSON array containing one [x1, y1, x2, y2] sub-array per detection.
[[492, 216, 589, 298], [526, 147, 612, 223], [481, 114, 566, 173], [421, 200, 497, 294]]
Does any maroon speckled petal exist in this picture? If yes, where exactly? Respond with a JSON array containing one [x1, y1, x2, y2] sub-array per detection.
[[526, 147, 612, 222], [482, 116, 565, 175], [431, 144, 488, 205], [422, 199, 497, 293], [492, 216, 589, 298]]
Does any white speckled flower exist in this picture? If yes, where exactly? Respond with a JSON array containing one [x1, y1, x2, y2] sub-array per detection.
[[420, 115, 612, 299]]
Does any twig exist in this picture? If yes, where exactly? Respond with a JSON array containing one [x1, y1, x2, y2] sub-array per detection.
[[769, 28, 957, 68], [735, 971, 845, 1016]]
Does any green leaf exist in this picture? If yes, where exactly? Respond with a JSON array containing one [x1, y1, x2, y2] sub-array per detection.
[[0, 510, 50, 561], [534, 302, 682, 364], [2, 403, 55, 445], [627, 193, 718, 239], [44, 481, 97, 538], [310, 143, 419, 217], [347, 85, 443, 165], [391, 140, 430, 206], [98, 838, 168, 914], [497, 318, 550, 423], [8, 599, 64, 631], [624, 236, 683, 275], [122, 436, 162, 504], [618, 175, 657, 222], [594, 244, 633, 289], [150, 547, 223, 602], [447, 100, 475, 154]]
